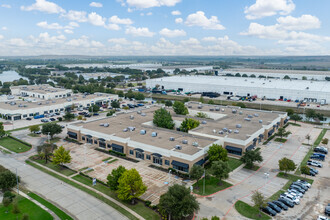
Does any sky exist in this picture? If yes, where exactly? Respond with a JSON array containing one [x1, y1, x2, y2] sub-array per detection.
[[0, 0, 330, 56]]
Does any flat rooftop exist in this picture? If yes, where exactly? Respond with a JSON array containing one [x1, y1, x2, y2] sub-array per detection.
[[227, 68, 330, 76], [0, 93, 114, 111], [187, 103, 282, 140], [10, 84, 70, 94], [72, 106, 216, 155]]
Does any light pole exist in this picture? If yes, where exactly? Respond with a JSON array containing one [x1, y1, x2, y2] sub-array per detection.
[[264, 172, 269, 191], [168, 169, 172, 186], [47, 132, 50, 144]]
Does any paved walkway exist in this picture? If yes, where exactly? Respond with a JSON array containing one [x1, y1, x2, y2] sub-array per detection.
[[0, 153, 128, 220]]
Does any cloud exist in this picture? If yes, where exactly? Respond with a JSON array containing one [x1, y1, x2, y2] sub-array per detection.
[[241, 22, 287, 39], [64, 29, 74, 34], [159, 28, 186, 37], [119, 0, 181, 9], [185, 11, 225, 30], [88, 12, 106, 26], [181, 38, 200, 45], [108, 38, 130, 44], [21, 0, 65, 14], [277, 14, 320, 30], [244, 0, 295, 20], [171, 10, 181, 15], [61, 10, 88, 22], [66, 36, 103, 47], [0, 35, 3, 40], [30, 32, 66, 45], [89, 2, 103, 8], [105, 23, 121, 30], [109, 15, 133, 25], [37, 21, 78, 30], [8, 38, 29, 47], [1, 4, 11, 8], [2, 27, 7, 31], [125, 26, 155, 37], [175, 18, 183, 23]]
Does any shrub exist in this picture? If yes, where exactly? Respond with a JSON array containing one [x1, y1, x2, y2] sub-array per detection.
[[12, 200, 20, 214], [180, 118, 200, 132], [145, 200, 152, 207]]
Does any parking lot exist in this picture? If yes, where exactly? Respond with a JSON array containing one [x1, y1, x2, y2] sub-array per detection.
[[60, 141, 185, 204]]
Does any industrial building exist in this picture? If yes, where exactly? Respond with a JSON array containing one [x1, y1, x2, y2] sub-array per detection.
[[67, 102, 287, 172], [147, 75, 330, 104]]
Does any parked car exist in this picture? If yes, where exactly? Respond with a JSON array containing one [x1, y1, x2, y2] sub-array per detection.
[[290, 185, 306, 194], [292, 182, 308, 191], [49, 118, 56, 121], [307, 161, 323, 168], [287, 188, 303, 198], [313, 153, 326, 158], [41, 119, 49, 122], [310, 155, 325, 161], [307, 160, 322, 166], [85, 114, 91, 117], [26, 117, 32, 120], [278, 198, 295, 208], [60, 125, 65, 128], [309, 167, 319, 174], [325, 203, 330, 216], [33, 131, 41, 134], [296, 179, 311, 188], [273, 200, 288, 211], [280, 193, 300, 205], [261, 206, 277, 216], [314, 147, 328, 154], [267, 202, 281, 213], [317, 215, 329, 220], [137, 103, 144, 107], [93, 113, 99, 116]]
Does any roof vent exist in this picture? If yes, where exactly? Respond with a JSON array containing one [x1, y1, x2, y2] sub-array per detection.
[[210, 108, 214, 111], [213, 129, 217, 133], [223, 128, 228, 132], [151, 132, 157, 137], [192, 142, 199, 147], [234, 130, 239, 134], [239, 111, 243, 115], [232, 109, 237, 113], [236, 124, 242, 128], [104, 123, 109, 127], [254, 113, 259, 117], [248, 115, 253, 118], [140, 130, 146, 135], [128, 126, 135, 131], [215, 107, 220, 111], [169, 137, 175, 141], [130, 115, 134, 120], [137, 110, 142, 114], [245, 118, 251, 121], [218, 130, 224, 134], [123, 128, 128, 132], [221, 109, 225, 112], [182, 140, 188, 144], [175, 145, 182, 150], [198, 105, 203, 109], [201, 121, 207, 124], [228, 129, 232, 133], [259, 120, 263, 123], [141, 113, 146, 116]]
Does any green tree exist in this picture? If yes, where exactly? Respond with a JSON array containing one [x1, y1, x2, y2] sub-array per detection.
[[173, 101, 188, 115], [158, 184, 199, 220], [63, 111, 75, 121], [300, 165, 310, 178], [242, 74, 248, 77], [240, 148, 263, 169], [251, 191, 266, 215], [305, 109, 316, 121], [52, 146, 72, 167], [0, 122, 5, 138], [211, 217, 220, 220], [199, 96, 204, 103], [107, 165, 127, 190], [278, 157, 296, 175], [180, 118, 200, 132], [189, 165, 204, 181], [322, 138, 328, 145], [195, 112, 208, 118], [286, 109, 294, 116], [111, 100, 120, 108], [277, 127, 291, 139], [134, 92, 145, 101], [153, 108, 175, 129], [117, 169, 147, 204], [127, 83, 134, 87], [235, 103, 246, 108], [2, 197, 11, 213], [12, 200, 20, 214], [29, 125, 40, 133], [0, 170, 19, 192], [22, 214, 30, 220], [41, 123, 63, 139], [164, 100, 172, 107], [37, 143, 57, 164], [284, 75, 290, 79], [302, 76, 307, 80], [235, 73, 241, 77], [207, 144, 228, 162], [210, 161, 230, 185], [305, 134, 311, 145], [290, 114, 302, 123], [89, 104, 100, 113], [117, 91, 124, 97], [208, 99, 215, 104]]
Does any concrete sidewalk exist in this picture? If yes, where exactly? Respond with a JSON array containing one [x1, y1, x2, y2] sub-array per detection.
[[0, 153, 128, 220]]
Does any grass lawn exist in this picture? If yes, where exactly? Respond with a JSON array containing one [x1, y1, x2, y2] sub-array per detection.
[[0, 148, 12, 154], [0, 195, 53, 220], [72, 174, 160, 220], [50, 137, 61, 144], [277, 172, 313, 190], [102, 156, 112, 162], [27, 192, 73, 220], [192, 176, 232, 196], [108, 159, 118, 164], [0, 137, 31, 153], [243, 165, 260, 171], [274, 138, 287, 143], [268, 189, 285, 201], [288, 122, 301, 127], [227, 157, 244, 172], [234, 200, 271, 220], [28, 133, 40, 137], [26, 160, 139, 220], [295, 128, 327, 175], [31, 157, 76, 176]]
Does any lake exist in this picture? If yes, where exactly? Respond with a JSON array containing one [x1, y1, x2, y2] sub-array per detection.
[[0, 71, 28, 82]]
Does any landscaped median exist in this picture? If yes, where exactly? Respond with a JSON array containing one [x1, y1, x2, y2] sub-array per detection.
[[277, 172, 313, 190], [295, 128, 327, 175], [234, 200, 271, 220], [25, 159, 160, 220], [0, 136, 32, 153], [192, 176, 232, 196]]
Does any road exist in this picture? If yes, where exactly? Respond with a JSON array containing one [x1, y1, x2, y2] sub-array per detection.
[[0, 153, 127, 220]]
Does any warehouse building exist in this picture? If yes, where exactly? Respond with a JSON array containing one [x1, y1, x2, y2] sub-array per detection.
[[146, 75, 330, 104], [67, 103, 287, 172], [10, 85, 73, 100]]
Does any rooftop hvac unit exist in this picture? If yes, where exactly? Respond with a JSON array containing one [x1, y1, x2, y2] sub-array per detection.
[[248, 115, 253, 118], [128, 127, 135, 131], [192, 142, 199, 147], [254, 113, 259, 117], [245, 118, 251, 121], [137, 111, 142, 114], [73, 97, 77, 100], [18, 104, 23, 107], [218, 130, 224, 134], [67, 99, 72, 101], [239, 111, 243, 115], [215, 107, 220, 111], [123, 128, 128, 132], [198, 105, 203, 109], [213, 129, 217, 133], [221, 109, 225, 112], [188, 105, 192, 108], [182, 140, 188, 144], [141, 113, 146, 116], [234, 130, 239, 134], [201, 121, 207, 124], [52, 101, 56, 103], [46, 101, 49, 104], [151, 132, 157, 137], [223, 128, 228, 132], [38, 103, 42, 105], [259, 120, 263, 123], [169, 137, 175, 141], [140, 130, 146, 135], [99, 123, 104, 126], [236, 124, 242, 128], [130, 115, 134, 120], [232, 109, 237, 113], [175, 145, 182, 150], [104, 123, 109, 127], [210, 108, 214, 111], [228, 129, 232, 133]]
